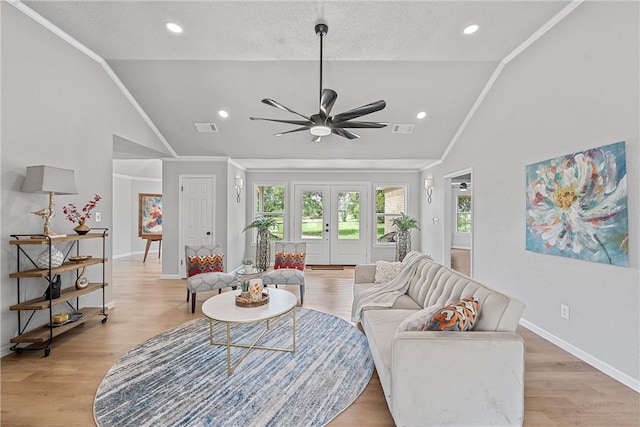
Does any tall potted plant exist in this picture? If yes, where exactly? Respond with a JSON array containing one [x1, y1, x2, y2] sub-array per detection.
[[243, 216, 279, 270], [391, 213, 420, 261]]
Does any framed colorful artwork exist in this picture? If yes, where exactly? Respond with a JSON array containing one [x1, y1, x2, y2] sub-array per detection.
[[525, 141, 628, 267], [138, 193, 163, 238]]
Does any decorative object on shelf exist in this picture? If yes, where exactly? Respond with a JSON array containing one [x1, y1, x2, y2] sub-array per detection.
[[379, 212, 420, 261], [243, 216, 279, 271], [21, 165, 78, 237], [75, 267, 88, 289], [35, 244, 64, 269], [63, 193, 101, 234], [73, 221, 91, 235], [52, 312, 69, 325], [526, 141, 629, 267], [69, 255, 92, 263], [43, 274, 62, 299]]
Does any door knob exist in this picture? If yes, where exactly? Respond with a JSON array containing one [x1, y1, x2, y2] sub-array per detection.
[[206, 231, 211, 235]]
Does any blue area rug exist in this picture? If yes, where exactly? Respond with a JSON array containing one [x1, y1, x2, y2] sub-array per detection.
[[94, 308, 374, 427]]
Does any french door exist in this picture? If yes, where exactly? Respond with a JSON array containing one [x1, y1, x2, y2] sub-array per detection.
[[293, 184, 368, 265]]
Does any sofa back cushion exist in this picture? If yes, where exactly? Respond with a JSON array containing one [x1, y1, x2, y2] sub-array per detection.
[[422, 267, 525, 332], [405, 258, 443, 307]]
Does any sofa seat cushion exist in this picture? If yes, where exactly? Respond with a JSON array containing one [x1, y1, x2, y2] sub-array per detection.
[[362, 309, 416, 398]]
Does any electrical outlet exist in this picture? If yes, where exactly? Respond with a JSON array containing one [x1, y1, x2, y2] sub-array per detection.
[[560, 304, 570, 320], [95, 212, 102, 223]]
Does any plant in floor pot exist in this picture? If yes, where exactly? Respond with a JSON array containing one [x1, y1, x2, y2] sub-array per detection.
[[391, 213, 420, 262], [243, 216, 279, 271]]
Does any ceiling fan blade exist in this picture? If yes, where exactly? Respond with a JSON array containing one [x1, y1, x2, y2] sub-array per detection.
[[261, 98, 311, 121], [319, 89, 338, 120], [332, 121, 388, 129], [311, 135, 322, 143], [331, 100, 386, 124], [274, 126, 312, 137], [331, 128, 360, 140], [250, 117, 312, 126]]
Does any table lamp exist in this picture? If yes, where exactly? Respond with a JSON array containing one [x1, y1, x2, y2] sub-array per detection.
[[21, 165, 78, 237]]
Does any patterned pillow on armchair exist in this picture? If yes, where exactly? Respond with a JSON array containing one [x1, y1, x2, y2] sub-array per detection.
[[274, 252, 306, 271], [187, 254, 224, 277]]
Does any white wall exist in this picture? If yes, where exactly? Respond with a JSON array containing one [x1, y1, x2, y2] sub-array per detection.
[[227, 162, 247, 270], [421, 2, 639, 389], [161, 160, 229, 277], [1, 4, 167, 356]]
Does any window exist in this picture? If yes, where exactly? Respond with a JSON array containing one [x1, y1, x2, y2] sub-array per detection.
[[255, 184, 285, 240], [375, 186, 406, 243], [457, 194, 472, 233]]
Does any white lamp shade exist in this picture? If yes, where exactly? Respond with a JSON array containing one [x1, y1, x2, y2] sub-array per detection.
[[21, 165, 78, 195], [235, 177, 244, 188]]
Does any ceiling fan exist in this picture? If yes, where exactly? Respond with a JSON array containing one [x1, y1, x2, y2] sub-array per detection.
[[250, 23, 388, 142]]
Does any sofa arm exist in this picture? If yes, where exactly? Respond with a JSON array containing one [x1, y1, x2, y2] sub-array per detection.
[[391, 331, 524, 427], [354, 263, 376, 284]]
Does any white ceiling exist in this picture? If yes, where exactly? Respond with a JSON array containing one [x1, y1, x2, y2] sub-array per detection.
[[21, 0, 572, 170]]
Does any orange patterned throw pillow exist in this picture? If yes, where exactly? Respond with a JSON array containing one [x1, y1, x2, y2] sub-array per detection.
[[274, 252, 305, 271], [426, 297, 479, 331], [187, 254, 224, 277]]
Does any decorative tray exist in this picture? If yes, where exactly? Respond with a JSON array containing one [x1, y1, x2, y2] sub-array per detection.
[[69, 255, 92, 263], [51, 311, 84, 327], [235, 292, 269, 308]]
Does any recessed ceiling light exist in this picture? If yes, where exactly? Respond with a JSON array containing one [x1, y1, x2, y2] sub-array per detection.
[[416, 111, 427, 120], [463, 24, 479, 35], [218, 110, 229, 118], [166, 22, 183, 34]]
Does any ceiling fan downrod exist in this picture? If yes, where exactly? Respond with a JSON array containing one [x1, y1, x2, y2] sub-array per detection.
[[315, 23, 328, 110]]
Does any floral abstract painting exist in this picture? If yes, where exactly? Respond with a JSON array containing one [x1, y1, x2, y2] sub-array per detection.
[[526, 141, 628, 267], [138, 193, 163, 237]]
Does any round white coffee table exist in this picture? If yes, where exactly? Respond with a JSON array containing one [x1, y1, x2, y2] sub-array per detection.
[[202, 288, 297, 375]]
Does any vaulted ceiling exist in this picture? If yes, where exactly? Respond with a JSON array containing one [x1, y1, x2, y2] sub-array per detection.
[[21, 0, 572, 169]]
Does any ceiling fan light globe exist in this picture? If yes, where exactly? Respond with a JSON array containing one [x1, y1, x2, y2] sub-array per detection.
[[310, 125, 331, 136]]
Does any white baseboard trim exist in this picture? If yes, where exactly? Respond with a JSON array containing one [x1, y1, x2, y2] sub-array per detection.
[[160, 274, 181, 280], [113, 250, 155, 259], [519, 318, 639, 393]]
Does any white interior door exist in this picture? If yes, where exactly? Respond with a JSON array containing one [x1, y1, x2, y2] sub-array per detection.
[[179, 175, 215, 278], [293, 184, 368, 265]]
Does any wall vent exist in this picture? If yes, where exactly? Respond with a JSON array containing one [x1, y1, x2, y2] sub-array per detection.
[[194, 122, 219, 133], [391, 124, 414, 134]]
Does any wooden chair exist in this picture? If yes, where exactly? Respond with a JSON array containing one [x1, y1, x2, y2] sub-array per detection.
[[185, 244, 238, 313]]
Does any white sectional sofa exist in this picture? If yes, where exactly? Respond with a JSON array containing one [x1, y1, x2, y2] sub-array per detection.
[[353, 253, 526, 427]]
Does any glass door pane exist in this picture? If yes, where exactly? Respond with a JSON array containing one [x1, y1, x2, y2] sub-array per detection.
[[301, 191, 324, 240], [337, 191, 360, 240]]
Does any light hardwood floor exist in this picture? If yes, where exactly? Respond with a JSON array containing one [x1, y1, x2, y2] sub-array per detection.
[[1, 255, 638, 426]]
